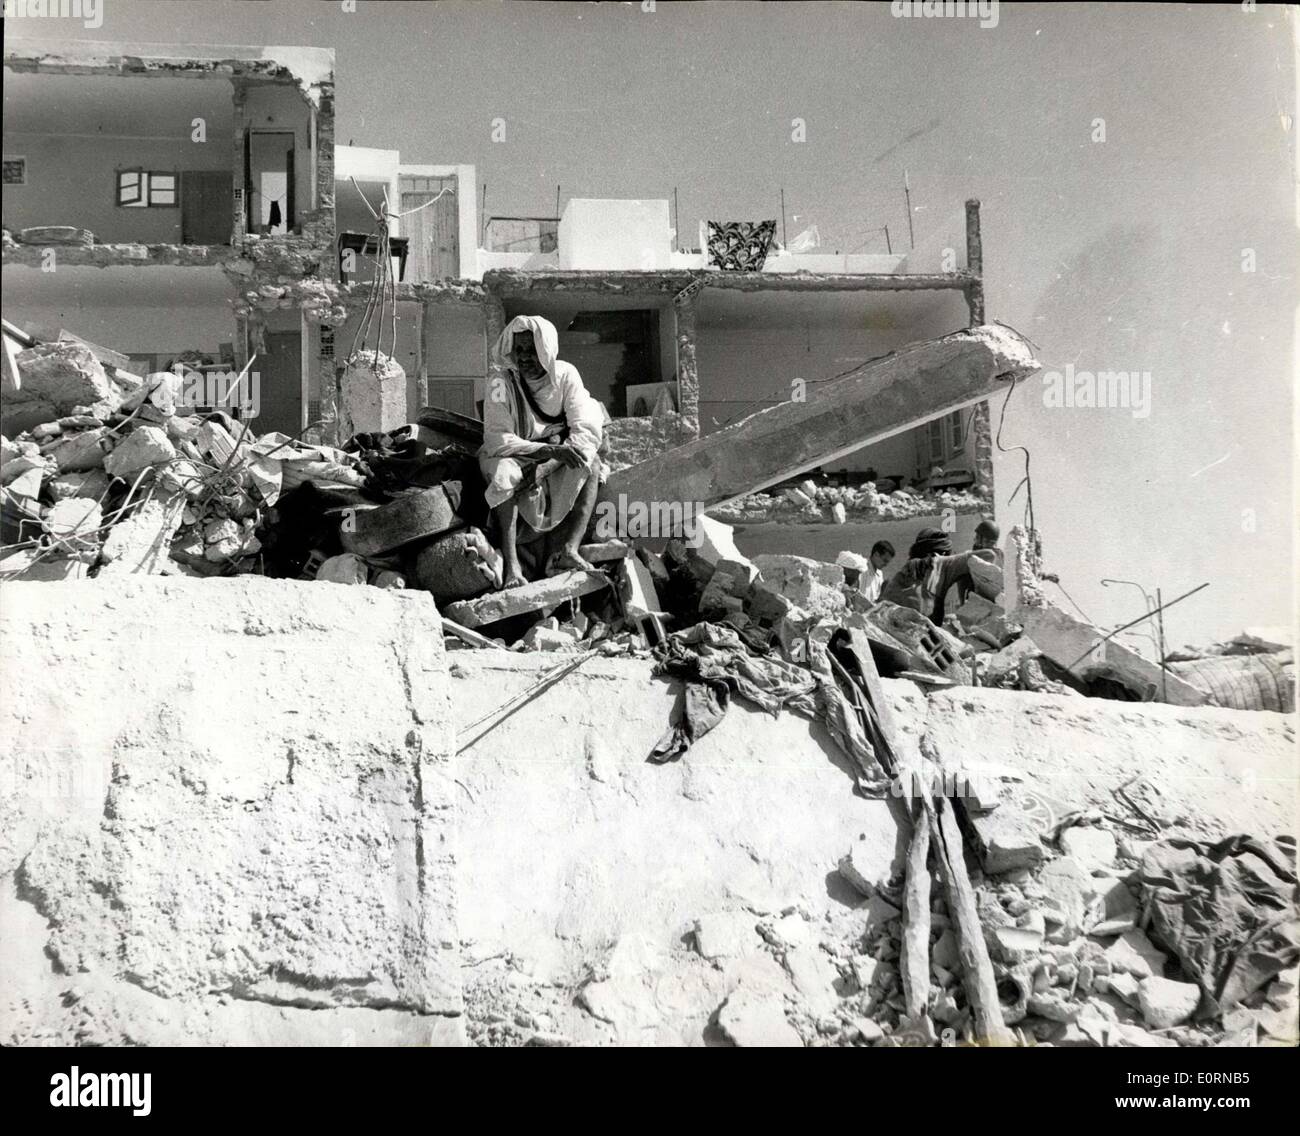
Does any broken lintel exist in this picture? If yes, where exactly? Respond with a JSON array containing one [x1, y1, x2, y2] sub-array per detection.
[[601, 324, 1040, 513], [444, 570, 609, 629]]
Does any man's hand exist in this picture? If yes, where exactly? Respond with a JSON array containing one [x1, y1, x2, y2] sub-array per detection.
[[543, 443, 586, 469]]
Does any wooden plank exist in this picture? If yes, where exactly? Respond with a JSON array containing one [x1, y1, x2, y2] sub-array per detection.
[[933, 796, 1014, 1046], [601, 325, 1039, 513], [901, 802, 932, 1022], [830, 627, 911, 780]]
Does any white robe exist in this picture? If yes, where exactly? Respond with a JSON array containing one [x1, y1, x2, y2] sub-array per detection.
[[478, 315, 606, 532]]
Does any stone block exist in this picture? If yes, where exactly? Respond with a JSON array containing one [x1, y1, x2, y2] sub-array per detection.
[[445, 570, 609, 629], [99, 493, 186, 576], [103, 426, 177, 480], [45, 428, 109, 473], [0, 577, 460, 1028], [15, 341, 113, 412], [1138, 976, 1200, 1030]]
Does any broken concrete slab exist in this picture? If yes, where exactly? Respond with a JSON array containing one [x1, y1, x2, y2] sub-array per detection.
[[444, 570, 610, 629], [1138, 976, 1200, 1030], [14, 340, 113, 412], [968, 804, 1047, 874], [694, 515, 756, 581], [340, 485, 462, 558], [784, 947, 842, 1016], [103, 425, 177, 480], [1104, 929, 1168, 979], [577, 539, 630, 564], [1020, 599, 1209, 706], [0, 577, 460, 1028], [752, 554, 846, 620], [43, 498, 102, 554], [47, 468, 112, 501], [44, 427, 109, 473], [1029, 856, 1096, 940], [717, 988, 803, 1047], [616, 556, 666, 620], [99, 493, 186, 576], [601, 325, 1039, 512], [693, 911, 760, 960], [1059, 825, 1118, 871], [0, 550, 91, 581]]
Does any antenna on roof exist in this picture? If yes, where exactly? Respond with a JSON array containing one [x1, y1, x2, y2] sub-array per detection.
[[480, 182, 487, 245], [673, 187, 679, 252], [903, 169, 915, 250], [780, 188, 788, 247]]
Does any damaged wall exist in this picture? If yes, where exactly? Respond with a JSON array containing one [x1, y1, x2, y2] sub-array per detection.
[[0, 577, 461, 1046], [1, 576, 1291, 1046]]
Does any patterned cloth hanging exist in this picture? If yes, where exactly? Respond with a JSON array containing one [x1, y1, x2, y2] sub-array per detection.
[[706, 220, 777, 271]]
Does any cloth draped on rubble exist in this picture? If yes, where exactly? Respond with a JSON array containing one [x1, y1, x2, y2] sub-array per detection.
[[478, 314, 606, 532], [648, 622, 892, 795], [1138, 834, 1300, 1013], [1167, 652, 1295, 714]]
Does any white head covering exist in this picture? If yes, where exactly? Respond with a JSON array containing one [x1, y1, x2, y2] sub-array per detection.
[[836, 550, 870, 572], [491, 314, 560, 383]]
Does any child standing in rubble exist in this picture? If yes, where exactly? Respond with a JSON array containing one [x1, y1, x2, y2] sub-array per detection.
[[479, 314, 607, 589]]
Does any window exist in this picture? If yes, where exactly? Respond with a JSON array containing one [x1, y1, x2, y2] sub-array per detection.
[[948, 409, 966, 454], [117, 169, 178, 208]]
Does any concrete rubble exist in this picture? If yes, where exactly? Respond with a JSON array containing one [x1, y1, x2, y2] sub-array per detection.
[[3, 324, 1294, 1051]]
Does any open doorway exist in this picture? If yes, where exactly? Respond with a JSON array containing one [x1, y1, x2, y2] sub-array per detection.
[[245, 131, 295, 236]]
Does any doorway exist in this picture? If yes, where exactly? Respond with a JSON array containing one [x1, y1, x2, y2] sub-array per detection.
[[181, 171, 234, 245], [255, 329, 303, 436], [245, 132, 295, 236]]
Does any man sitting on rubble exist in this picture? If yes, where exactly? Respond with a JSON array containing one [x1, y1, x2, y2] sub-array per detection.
[[880, 526, 1000, 625], [479, 314, 606, 589]]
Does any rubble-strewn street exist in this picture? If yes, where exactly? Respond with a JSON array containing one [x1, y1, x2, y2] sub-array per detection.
[[0, 1, 1295, 1085]]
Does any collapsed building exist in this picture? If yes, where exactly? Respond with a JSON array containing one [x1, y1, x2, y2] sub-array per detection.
[[1, 40, 1294, 1049]]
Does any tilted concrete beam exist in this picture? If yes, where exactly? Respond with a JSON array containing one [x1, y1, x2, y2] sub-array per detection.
[[600, 324, 1040, 513]]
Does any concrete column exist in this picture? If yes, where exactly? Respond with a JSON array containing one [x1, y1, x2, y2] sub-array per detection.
[[231, 84, 247, 244], [417, 300, 431, 413], [964, 198, 984, 326], [972, 399, 994, 501], [483, 291, 506, 403], [672, 290, 701, 436]]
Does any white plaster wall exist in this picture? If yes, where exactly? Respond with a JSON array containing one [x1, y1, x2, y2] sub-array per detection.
[[696, 288, 972, 477], [0, 265, 237, 356]]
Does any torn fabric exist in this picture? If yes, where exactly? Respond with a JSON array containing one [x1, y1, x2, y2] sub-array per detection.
[[1139, 833, 1300, 1013]]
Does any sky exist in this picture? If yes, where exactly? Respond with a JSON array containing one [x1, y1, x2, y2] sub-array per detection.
[[6, 0, 1296, 648]]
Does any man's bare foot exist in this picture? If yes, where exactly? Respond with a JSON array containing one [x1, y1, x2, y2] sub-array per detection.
[[545, 549, 595, 575], [501, 571, 528, 590]]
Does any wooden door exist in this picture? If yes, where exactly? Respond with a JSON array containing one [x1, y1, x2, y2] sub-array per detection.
[[182, 171, 234, 245], [401, 175, 458, 281], [424, 379, 476, 418], [256, 330, 303, 436]]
